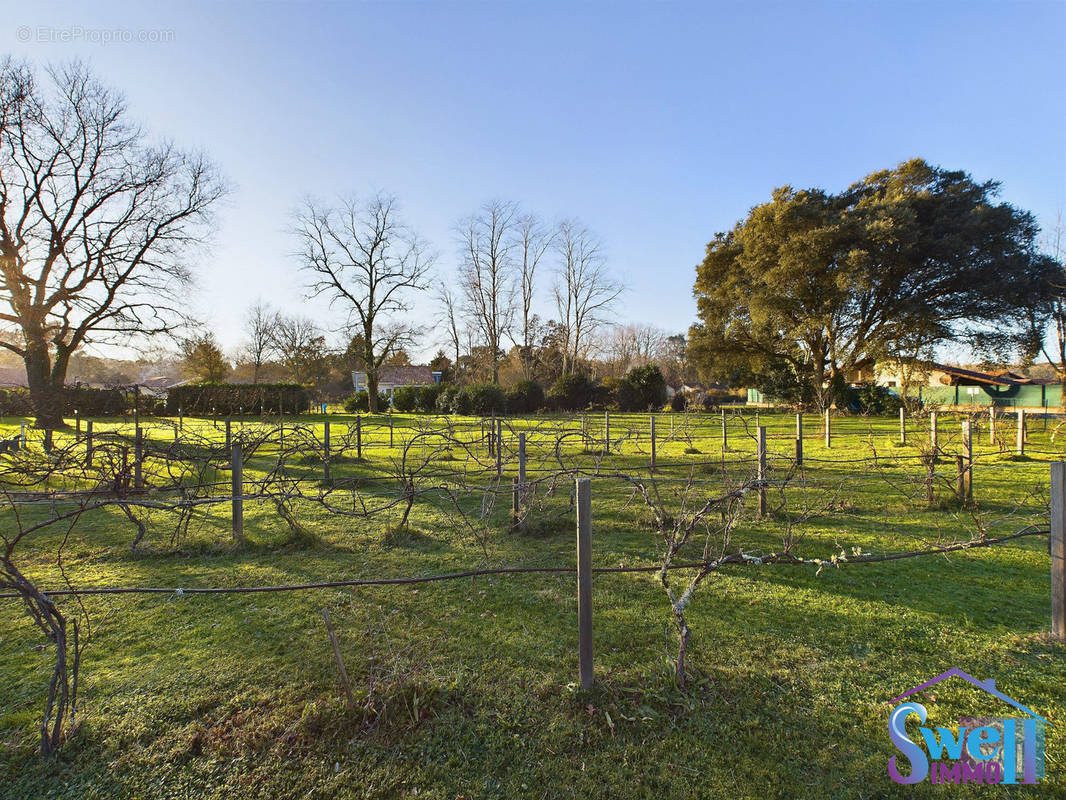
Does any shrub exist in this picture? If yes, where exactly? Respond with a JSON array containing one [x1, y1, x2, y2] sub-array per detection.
[[617, 365, 667, 412], [670, 391, 687, 412], [435, 386, 459, 414], [505, 380, 545, 414], [65, 385, 128, 416], [416, 384, 441, 413], [455, 383, 506, 416], [0, 388, 34, 416], [391, 386, 419, 413], [848, 384, 904, 415], [343, 390, 390, 413], [548, 373, 598, 412], [166, 383, 310, 416]]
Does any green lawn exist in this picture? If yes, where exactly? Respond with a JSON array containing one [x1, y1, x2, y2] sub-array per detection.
[[1, 409, 1064, 799]]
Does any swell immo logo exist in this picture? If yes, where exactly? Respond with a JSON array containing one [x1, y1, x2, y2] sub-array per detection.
[[888, 668, 1050, 786]]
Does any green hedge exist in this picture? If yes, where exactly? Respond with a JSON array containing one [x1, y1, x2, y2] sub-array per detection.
[[165, 383, 310, 415], [343, 390, 391, 412], [0, 386, 128, 417]]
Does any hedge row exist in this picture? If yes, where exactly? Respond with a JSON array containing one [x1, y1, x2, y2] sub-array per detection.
[[165, 383, 311, 415], [0, 386, 129, 417]]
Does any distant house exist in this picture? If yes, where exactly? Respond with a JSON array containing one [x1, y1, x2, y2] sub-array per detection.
[[353, 366, 442, 399], [873, 361, 1058, 409]]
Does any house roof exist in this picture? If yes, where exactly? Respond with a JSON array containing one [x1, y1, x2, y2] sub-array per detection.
[[889, 667, 1050, 724], [929, 363, 1023, 387]]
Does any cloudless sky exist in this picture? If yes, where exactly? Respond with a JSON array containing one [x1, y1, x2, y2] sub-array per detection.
[[4, 0, 1065, 361]]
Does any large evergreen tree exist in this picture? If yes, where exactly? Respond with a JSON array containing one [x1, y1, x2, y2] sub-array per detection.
[[689, 159, 1055, 410]]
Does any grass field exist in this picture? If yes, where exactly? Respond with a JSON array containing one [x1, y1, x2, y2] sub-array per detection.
[[1, 409, 1064, 799]]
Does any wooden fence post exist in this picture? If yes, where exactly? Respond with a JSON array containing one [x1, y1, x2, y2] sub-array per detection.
[[356, 415, 363, 460], [512, 477, 523, 531], [650, 416, 656, 472], [956, 455, 966, 502], [389, 415, 394, 448], [323, 420, 331, 481], [899, 407, 906, 444], [721, 408, 728, 451], [757, 426, 767, 518], [19, 421, 26, 449], [1017, 409, 1025, 456], [134, 427, 144, 489], [824, 409, 832, 449], [85, 420, 94, 466], [74, 412, 80, 436], [796, 413, 803, 440], [320, 608, 354, 706], [518, 432, 527, 490], [604, 412, 610, 454], [225, 418, 232, 452], [496, 418, 503, 478], [930, 411, 938, 456], [179, 407, 183, 432], [232, 441, 244, 544], [1051, 462, 1066, 640], [962, 419, 973, 503], [575, 477, 593, 689], [795, 435, 803, 467], [988, 405, 996, 445]]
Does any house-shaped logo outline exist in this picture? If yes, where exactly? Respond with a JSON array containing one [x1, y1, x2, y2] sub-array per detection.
[[889, 667, 1051, 726]]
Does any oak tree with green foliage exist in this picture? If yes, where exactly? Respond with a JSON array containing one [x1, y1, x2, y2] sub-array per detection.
[[688, 159, 1055, 410]]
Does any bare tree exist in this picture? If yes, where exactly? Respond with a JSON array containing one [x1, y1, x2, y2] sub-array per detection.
[[553, 220, 622, 375], [292, 194, 433, 412], [437, 282, 464, 380], [241, 300, 279, 383], [515, 213, 555, 379], [457, 200, 519, 383], [272, 314, 327, 386], [0, 60, 225, 429]]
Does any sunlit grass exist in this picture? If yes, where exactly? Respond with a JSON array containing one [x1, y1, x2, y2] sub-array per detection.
[[1, 409, 1064, 798]]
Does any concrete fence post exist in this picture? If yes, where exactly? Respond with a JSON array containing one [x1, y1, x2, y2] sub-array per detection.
[[988, 405, 996, 445], [19, 421, 26, 449], [757, 426, 767, 518], [1051, 462, 1066, 640], [231, 442, 244, 544], [575, 477, 593, 690]]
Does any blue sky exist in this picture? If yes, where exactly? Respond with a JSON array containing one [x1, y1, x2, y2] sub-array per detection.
[[4, 1, 1065, 361]]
